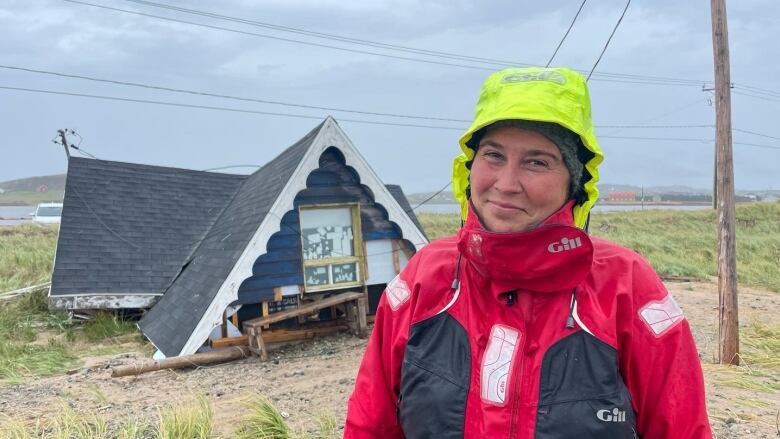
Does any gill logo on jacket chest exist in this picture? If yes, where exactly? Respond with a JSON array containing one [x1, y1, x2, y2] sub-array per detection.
[[547, 237, 582, 253]]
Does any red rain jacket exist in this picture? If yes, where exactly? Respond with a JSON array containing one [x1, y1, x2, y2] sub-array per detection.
[[345, 202, 712, 439]]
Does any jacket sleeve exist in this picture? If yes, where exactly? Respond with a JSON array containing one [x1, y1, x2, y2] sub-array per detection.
[[618, 258, 713, 439], [344, 269, 417, 438]]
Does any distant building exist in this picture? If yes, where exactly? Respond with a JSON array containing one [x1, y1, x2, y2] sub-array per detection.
[[608, 191, 636, 202]]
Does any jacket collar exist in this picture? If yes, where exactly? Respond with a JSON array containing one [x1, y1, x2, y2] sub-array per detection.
[[456, 200, 593, 296]]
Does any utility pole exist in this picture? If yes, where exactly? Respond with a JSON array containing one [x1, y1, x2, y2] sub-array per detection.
[[710, 0, 739, 365], [57, 129, 71, 160]]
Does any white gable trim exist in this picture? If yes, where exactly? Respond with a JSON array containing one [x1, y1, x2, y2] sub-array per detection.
[[178, 117, 429, 355]]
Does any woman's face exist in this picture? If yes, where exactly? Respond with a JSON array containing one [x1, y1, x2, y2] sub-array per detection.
[[470, 125, 571, 233]]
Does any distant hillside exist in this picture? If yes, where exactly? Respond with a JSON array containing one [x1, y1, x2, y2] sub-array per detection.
[[0, 174, 66, 205], [0, 174, 66, 193]]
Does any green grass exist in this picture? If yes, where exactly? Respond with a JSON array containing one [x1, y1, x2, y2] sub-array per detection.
[[0, 396, 339, 439], [419, 201, 780, 292], [0, 289, 142, 384], [0, 224, 58, 293]]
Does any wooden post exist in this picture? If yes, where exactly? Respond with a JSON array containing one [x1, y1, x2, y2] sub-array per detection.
[[57, 129, 70, 159], [357, 297, 368, 338], [710, 0, 739, 365]]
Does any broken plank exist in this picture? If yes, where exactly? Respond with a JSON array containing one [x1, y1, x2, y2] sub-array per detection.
[[211, 335, 249, 348]]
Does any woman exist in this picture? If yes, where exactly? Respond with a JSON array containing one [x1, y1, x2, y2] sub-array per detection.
[[345, 67, 712, 438]]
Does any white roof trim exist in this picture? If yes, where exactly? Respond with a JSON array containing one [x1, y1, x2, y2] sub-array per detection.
[[49, 293, 162, 310], [178, 117, 429, 355]]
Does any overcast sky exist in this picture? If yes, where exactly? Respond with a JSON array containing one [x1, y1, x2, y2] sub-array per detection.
[[1, 0, 778, 193]]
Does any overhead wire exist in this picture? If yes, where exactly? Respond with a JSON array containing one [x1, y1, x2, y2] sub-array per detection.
[[732, 89, 780, 104], [116, 0, 705, 86], [4, 84, 780, 144], [0, 64, 471, 123], [733, 83, 780, 98], [63, 0, 711, 88], [62, 0, 498, 73], [546, 0, 587, 68], [0, 85, 465, 131], [586, 0, 631, 81], [119, 0, 522, 68]]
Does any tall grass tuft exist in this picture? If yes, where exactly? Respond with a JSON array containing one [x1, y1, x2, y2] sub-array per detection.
[[82, 312, 139, 342], [155, 395, 215, 439], [235, 396, 295, 439]]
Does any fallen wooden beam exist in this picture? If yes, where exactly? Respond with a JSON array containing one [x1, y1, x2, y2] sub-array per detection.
[[210, 324, 349, 349], [111, 346, 251, 378]]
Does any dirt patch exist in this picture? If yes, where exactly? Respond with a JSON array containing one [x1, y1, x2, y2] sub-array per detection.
[[1, 281, 778, 438]]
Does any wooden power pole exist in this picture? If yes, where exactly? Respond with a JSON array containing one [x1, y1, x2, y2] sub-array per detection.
[[710, 0, 739, 365], [57, 129, 71, 160]]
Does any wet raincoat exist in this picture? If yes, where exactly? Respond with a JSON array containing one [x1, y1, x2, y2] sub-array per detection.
[[344, 67, 712, 438]]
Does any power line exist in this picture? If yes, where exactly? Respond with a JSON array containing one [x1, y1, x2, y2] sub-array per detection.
[[410, 181, 452, 212], [63, 0, 711, 88], [732, 89, 780, 104], [599, 134, 780, 150], [62, 0, 497, 73], [5, 84, 779, 143], [0, 85, 464, 131], [732, 127, 780, 141], [546, 0, 587, 68], [0, 64, 470, 123], [118, 0, 520, 69], [587, 0, 631, 81], [598, 124, 713, 129], [733, 83, 780, 98], [116, 0, 705, 86]]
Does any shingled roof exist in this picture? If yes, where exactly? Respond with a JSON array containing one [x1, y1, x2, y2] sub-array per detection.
[[50, 158, 246, 309]]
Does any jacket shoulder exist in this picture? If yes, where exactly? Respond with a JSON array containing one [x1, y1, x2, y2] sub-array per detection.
[[590, 236, 646, 263], [587, 236, 667, 301]]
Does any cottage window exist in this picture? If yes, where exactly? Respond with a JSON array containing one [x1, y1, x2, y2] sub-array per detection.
[[299, 204, 363, 291]]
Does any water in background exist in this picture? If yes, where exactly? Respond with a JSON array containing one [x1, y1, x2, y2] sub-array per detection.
[[0, 205, 35, 226]]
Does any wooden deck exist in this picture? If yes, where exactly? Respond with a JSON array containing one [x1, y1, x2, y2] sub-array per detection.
[[243, 291, 367, 360]]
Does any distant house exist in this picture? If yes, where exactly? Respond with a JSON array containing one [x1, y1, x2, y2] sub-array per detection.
[[607, 191, 636, 202], [49, 117, 428, 357]]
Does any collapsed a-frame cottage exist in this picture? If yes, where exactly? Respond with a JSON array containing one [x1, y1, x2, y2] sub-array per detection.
[[49, 117, 428, 357]]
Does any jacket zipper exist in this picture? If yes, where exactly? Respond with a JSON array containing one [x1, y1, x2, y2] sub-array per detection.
[[506, 289, 523, 439], [508, 337, 526, 439]]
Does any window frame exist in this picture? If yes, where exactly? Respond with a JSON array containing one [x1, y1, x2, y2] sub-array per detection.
[[298, 202, 364, 293]]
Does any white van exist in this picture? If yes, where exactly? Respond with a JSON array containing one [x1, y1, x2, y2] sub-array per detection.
[[32, 202, 63, 224]]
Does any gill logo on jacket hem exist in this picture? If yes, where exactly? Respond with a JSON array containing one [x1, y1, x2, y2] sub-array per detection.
[[639, 294, 684, 336], [386, 275, 410, 311], [597, 408, 627, 422], [547, 237, 582, 253], [480, 324, 520, 406]]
